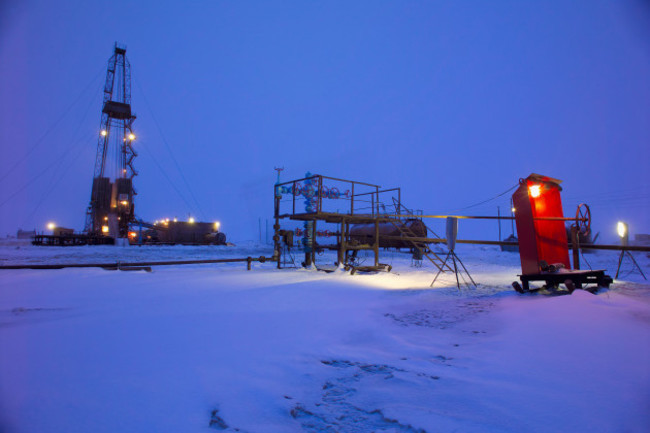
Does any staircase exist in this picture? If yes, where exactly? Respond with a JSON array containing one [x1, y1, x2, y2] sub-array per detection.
[[382, 198, 453, 273]]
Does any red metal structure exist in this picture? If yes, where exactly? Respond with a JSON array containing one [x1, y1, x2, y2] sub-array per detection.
[[512, 173, 612, 293], [513, 174, 570, 274]]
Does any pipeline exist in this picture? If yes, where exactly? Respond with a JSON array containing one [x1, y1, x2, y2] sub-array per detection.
[[0, 256, 276, 271]]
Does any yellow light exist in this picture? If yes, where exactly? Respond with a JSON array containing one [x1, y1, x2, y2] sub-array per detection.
[[189, 217, 195, 223], [104, 216, 108, 221], [511, 207, 516, 213], [173, 218, 178, 222], [128, 231, 137, 238], [617, 221, 627, 238], [128, 133, 136, 141], [120, 200, 128, 206], [47, 222, 56, 230], [214, 221, 221, 230], [529, 184, 541, 198], [102, 225, 109, 234], [100, 130, 107, 137]]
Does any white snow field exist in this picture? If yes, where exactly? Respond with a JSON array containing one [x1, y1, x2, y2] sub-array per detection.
[[1, 241, 649, 432]]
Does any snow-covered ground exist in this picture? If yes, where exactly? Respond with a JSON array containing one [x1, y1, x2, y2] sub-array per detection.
[[1, 241, 649, 432]]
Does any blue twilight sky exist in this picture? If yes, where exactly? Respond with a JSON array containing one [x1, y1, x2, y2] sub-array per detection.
[[1, 0, 649, 243]]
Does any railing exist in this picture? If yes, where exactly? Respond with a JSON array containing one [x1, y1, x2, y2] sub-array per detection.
[[275, 174, 401, 218]]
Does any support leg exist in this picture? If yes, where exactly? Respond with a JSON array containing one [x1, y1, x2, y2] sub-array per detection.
[[451, 253, 460, 290], [615, 250, 625, 279], [454, 253, 477, 287], [431, 251, 451, 287], [626, 251, 647, 280]]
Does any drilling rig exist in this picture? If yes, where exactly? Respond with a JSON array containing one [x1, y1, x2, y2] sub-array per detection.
[[84, 43, 137, 239]]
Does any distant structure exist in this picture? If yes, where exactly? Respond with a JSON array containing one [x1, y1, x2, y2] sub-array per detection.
[[16, 229, 35, 239], [84, 43, 137, 239]]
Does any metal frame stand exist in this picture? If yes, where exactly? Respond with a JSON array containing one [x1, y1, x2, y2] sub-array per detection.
[[431, 249, 476, 290], [615, 249, 647, 280]]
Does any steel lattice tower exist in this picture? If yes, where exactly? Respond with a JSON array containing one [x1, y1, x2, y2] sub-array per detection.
[[85, 43, 137, 238]]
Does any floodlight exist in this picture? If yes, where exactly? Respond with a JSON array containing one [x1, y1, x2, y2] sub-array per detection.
[[529, 184, 541, 198], [214, 221, 221, 231], [128, 133, 136, 141], [100, 130, 107, 137], [189, 217, 195, 223], [617, 221, 629, 246], [102, 225, 109, 234], [47, 222, 55, 231]]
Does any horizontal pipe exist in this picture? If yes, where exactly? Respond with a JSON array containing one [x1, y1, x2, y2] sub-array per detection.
[[395, 214, 586, 222], [0, 256, 277, 270], [379, 235, 650, 252]]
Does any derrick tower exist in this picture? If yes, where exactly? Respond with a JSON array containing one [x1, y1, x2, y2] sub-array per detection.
[[85, 43, 137, 238]]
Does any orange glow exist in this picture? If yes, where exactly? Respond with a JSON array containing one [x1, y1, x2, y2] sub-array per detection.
[[102, 225, 109, 234], [529, 184, 541, 198], [128, 231, 137, 238]]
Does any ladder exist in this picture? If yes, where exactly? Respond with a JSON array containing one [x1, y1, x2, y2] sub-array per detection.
[[381, 199, 453, 273]]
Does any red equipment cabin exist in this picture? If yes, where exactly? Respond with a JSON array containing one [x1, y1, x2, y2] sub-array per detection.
[[512, 174, 571, 274]]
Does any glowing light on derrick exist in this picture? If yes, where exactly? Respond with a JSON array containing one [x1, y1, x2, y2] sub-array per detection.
[[101, 225, 109, 234], [511, 207, 516, 213], [617, 221, 628, 238], [189, 217, 195, 224], [47, 222, 56, 230], [128, 133, 136, 141], [214, 221, 221, 231], [529, 184, 541, 198], [100, 130, 107, 137]]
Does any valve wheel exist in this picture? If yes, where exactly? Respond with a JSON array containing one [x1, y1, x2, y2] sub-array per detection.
[[575, 203, 591, 234]]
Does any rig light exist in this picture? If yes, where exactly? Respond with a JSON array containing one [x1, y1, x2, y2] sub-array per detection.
[[120, 200, 128, 206], [189, 217, 195, 224], [102, 225, 109, 234], [617, 221, 629, 246], [173, 217, 178, 222], [128, 133, 136, 141], [511, 207, 516, 213], [47, 222, 56, 231], [100, 130, 107, 137], [529, 184, 541, 198], [214, 221, 221, 231]]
